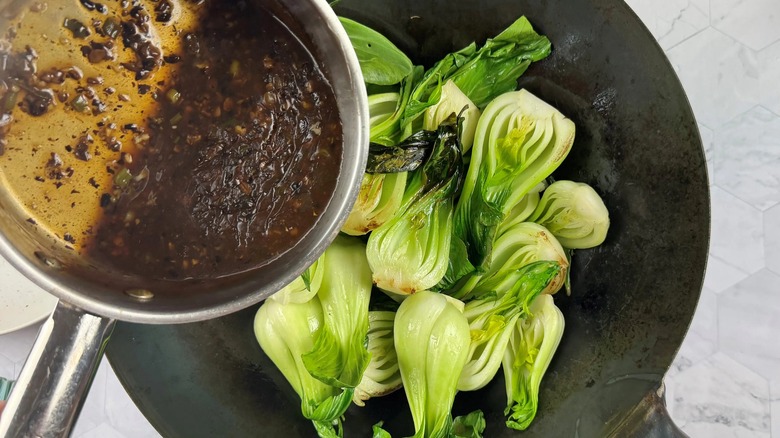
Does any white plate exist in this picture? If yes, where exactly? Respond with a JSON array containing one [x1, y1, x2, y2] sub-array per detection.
[[0, 254, 58, 335]]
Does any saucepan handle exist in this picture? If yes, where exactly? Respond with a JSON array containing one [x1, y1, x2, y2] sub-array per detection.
[[0, 300, 116, 437], [608, 381, 688, 438]]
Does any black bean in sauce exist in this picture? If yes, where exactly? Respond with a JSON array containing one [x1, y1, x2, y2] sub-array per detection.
[[78, 0, 107, 14]]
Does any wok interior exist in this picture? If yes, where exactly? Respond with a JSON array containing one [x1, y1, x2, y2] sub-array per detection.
[[0, 0, 367, 323], [106, 0, 709, 436]]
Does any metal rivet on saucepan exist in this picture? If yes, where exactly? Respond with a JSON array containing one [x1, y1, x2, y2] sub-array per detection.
[[125, 289, 154, 301], [34, 251, 62, 270]]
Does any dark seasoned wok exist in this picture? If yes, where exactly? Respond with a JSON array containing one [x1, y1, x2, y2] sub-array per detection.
[[106, 0, 710, 436]]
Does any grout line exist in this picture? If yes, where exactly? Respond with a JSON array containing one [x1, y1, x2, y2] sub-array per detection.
[[712, 184, 771, 216], [759, 104, 780, 119], [664, 25, 710, 52]]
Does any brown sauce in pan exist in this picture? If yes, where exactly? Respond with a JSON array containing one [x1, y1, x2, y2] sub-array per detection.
[[0, 0, 342, 280]]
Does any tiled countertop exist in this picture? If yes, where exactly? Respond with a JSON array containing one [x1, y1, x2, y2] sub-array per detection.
[[2, 1, 779, 436]]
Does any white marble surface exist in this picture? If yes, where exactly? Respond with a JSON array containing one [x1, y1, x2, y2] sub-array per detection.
[[626, 0, 780, 436], [1, 1, 779, 436]]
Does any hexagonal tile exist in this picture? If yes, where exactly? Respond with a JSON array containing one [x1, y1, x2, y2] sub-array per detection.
[[718, 270, 780, 382], [104, 365, 161, 437], [666, 352, 770, 436], [625, 0, 710, 50], [712, 0, 780, 50], [666, 28, 760, 127], [711, 106, 780, 211], [703, 255, 749, 293], [0, 323, 40, 366], [667, 286, 718, 377], [758, 41, 780, 118], [75, 422, 125, 438], [765, 204, 780, 276], [710, 187, 764, 275]]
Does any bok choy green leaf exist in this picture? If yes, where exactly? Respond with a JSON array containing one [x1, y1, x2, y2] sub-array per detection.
[[401, 16, 551, 130], [339, 17, 413, 86], [269, 259, 324, 305], [452, 410, 487, 438]]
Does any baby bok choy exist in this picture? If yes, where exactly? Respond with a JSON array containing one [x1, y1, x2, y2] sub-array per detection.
[[527, 180, 610, 249], [367, 115, 463, 295], [453, 89, 576, 278], [451, 222, 568, 301], [503, 294, 565, 430], [301, 236, 373, 389], [254, 298, 353, 436], [255, 236, 373, 437], [395, 290, 470, 438], [457, 261, 561, 392]]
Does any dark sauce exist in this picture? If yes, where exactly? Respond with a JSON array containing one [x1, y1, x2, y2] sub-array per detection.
[[85, 1, 342, 280]]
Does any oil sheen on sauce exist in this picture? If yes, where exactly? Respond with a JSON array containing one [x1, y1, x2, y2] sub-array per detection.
[[0, 0, 343, 280]]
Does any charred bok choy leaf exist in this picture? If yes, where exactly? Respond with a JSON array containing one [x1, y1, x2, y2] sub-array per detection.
[[365, 80, 481, 176], [395, 290, 470, 438], [401, 16, 551, 130], [254, 297, 353, 436], [367, 115, 463, 295], [527, 180, 610, 249], [457, 261, 561, 391], [453, 89, 575, 278], [366, 129, 437, 174], [503, 294, 565, 430]]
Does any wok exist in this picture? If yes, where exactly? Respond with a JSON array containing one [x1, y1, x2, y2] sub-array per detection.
[[105, 0, 710, 436]]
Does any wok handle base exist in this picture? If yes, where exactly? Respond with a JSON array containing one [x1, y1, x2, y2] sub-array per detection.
[[0, 300, 116, 437], [608, 382, 688, 438]]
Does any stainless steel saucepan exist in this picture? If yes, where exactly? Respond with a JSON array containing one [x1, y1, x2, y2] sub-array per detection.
[[0, 0, 368, 435]]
